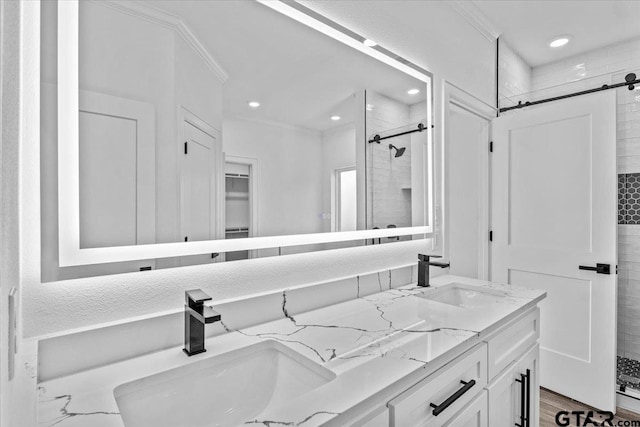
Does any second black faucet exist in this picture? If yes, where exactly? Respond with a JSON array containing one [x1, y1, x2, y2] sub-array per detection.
[[418, 254, 450, 287]]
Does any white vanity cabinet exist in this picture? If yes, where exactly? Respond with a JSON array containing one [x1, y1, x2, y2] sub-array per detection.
[[356, 307, 540, 427]]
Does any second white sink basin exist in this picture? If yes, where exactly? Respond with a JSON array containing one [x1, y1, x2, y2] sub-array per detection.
[[114, 340, 336, 427], [417, 282, 508, 309]]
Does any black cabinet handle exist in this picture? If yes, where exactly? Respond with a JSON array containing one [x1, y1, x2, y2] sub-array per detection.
[[515, 369, 531, 427], [578, 263, 610, 274], [430, 379, 476, 416], [515, 373, 526, 427], [525, 369, 531, 427]]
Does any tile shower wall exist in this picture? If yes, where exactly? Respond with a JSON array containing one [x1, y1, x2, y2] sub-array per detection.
[[620, 173, 640, 225], [530, 37, 640, 364], [366, 91, 414, 231], [498, 39, 531, 102]]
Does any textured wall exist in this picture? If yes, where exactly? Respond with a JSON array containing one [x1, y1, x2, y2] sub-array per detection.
[[1, 1, 22, 424], [529, 37, 640, 364], [25, 239, 428, 338]]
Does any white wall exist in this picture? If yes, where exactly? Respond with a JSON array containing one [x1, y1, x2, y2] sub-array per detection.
[[222, 116, 324, 239], [17, 2, 495, 341], [320, 124, 357, 232]]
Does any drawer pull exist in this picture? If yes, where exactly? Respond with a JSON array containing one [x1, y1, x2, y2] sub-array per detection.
[[429, 379, 476, 416]]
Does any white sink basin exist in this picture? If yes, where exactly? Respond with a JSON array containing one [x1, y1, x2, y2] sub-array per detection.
[[114, 340, 336, 427], [416, 282, 508, 309]]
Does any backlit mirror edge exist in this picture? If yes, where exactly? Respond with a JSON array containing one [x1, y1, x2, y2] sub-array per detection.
[[57, 0, 435, 267]]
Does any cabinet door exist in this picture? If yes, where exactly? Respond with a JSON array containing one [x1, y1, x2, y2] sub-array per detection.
[[445, 390, 487, 427], [487, 363, 519, 427], [516, 344, 540, 427]]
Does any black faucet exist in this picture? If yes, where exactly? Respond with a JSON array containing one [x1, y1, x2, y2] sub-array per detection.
[[418, 254, 450, 287], [183, 289, 222, 356]]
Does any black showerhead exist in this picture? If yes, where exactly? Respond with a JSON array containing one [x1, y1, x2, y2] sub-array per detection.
[[389, 144, 406, 158]]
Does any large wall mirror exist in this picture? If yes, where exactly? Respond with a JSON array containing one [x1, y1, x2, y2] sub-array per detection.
[[41, 0, 434, 281]]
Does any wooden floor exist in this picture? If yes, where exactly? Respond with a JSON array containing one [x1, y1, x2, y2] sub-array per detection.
[[540, 388, 640, 426]]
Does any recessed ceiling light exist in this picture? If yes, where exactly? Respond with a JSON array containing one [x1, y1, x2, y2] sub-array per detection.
[[363, 39, 377, 47], [248, 101, 260, 108], [549, 36, 571, 48], [331, 115, 341, 121], [407, 88, 420, 95]]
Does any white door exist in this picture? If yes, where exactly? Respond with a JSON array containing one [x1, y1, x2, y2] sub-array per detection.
[[181, 119, 219, 266], [78, 91, 156, 250], [491, 91, 617, 411]]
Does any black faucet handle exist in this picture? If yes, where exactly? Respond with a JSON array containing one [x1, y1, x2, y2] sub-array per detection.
[[186, 289, 212, 306], [418, 253, 441, 262]]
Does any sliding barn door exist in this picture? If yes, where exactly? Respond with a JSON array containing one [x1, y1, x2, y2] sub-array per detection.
[[491, 91, 617, 411]]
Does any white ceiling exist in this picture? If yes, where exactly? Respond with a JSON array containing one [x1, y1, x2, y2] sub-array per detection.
[[144, 1, 426, 132], [471, 0, 640, 67]]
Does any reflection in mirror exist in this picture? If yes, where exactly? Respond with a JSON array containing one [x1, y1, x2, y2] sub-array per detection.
[[41, 0, 431, 280], [366, 93, 429, 238]]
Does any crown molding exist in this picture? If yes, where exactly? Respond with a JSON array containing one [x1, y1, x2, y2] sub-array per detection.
[[450, 1, 501, 42], [94, 0, 229, 83]]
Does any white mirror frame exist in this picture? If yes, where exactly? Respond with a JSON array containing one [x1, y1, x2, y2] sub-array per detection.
[[57, 0, 434, 267]]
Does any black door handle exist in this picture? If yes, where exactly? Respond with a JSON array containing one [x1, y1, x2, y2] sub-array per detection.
[[578, 263, 610, 275], [430, 379, 476, 416]]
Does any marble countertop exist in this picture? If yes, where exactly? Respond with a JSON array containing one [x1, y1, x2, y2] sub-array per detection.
[[37, 275, 546, 427]]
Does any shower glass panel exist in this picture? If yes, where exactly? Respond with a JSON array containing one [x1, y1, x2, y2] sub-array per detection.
[[614, 70, 640, 396]]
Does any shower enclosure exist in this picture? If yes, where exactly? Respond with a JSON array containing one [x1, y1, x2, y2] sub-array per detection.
[[500, 36, 640, 408], [615, 69, 640, 398]]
